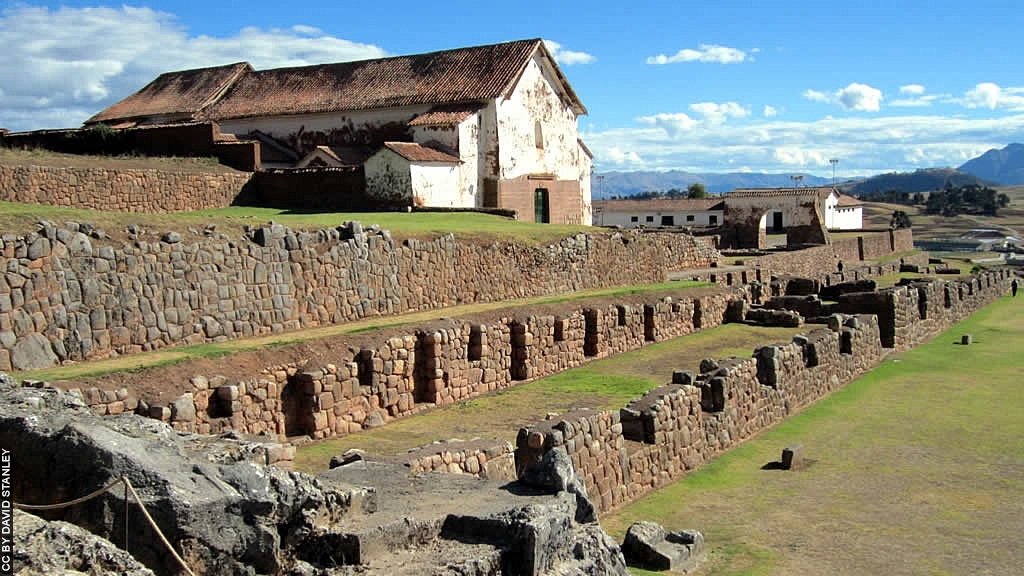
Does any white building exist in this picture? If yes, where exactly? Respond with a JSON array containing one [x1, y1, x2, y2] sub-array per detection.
[[825, 189, 864, 230], [88, 39, 593, 224], [593, 198, 725, 228]]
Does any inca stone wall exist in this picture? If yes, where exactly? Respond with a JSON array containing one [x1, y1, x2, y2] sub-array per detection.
[[67, 288, 743, 443], [515, 269, 1012, 514], [0, 222, 719, 371], [0, 165, 251, 213]]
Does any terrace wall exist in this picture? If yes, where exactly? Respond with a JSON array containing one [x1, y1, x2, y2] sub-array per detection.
[[68, 288, 743, 443], [0, 165, 251, 213], [0, 223, 719, 371], [515, 269, 1012, 513]]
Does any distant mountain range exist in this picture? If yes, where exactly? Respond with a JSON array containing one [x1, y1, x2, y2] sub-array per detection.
[[592, 143, 1024, 199], [837, 168, 992, 196], [591, 170, 832, 197], [958, 143, 1024, 185]]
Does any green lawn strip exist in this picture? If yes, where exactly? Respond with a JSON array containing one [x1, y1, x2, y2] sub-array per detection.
[[0, 200, 591, 245], [872, 248, 920, 263], [602, 296, 1023, 575], [293, 323, 804, 473], [13, 280, 709, 382]]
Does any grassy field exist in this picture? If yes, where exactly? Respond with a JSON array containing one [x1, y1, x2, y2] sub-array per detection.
[[0, 147, 236, 173], [0, 200, 592, 244], [603, 295, 1024, 576], [294, 323, 805, 473], [862, 186, 1024, 241], [13, 280, 710, 382]]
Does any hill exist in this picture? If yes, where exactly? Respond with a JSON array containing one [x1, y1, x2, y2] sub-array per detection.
[[958, 143, 1024, 185], [592, 170, 832, 197], [839, 168, 990, 196]]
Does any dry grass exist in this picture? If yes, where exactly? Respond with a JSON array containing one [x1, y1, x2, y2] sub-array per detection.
[[0, 147, 236, 173], [603, 296, 1024, 576]]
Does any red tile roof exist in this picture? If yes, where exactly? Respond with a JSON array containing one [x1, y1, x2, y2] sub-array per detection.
[[382, 142, 460, 163], [836, 194, 864, 207], [726, 187, 834, 199], [409, 103, 485, 126], [203, 39, 586, 121], [314, 145, 375, 166], [594, 198, 725, 212], [87, 63, 251, 124]]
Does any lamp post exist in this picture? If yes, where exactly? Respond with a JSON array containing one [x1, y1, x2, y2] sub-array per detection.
[[829, 159, 839, 187]]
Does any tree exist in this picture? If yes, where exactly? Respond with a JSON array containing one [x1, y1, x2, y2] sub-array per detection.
[[890, 210, 912, 229], [912, 192, 925, 205], [687, 183, 707, 199], [998, 193, 1011, 208]]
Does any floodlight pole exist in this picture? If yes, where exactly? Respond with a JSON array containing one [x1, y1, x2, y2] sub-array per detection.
[[829, 159, 839, 187]]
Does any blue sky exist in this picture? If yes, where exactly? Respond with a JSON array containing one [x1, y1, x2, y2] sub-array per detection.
[[3, 0, 1024, 177]]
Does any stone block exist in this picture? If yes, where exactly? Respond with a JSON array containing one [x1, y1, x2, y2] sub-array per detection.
[[781, 444, 804, 470]]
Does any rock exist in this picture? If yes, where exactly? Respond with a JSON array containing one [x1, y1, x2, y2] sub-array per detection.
[[170, 392, 195, 422], [521, 447, 596, 523], [364, 410, 386, 429], [672, 370, 694, 385], [161, 231, 181, 244], [782, 444, 804, 470], [0, 385, 361, 576], [10, 334, 58, 371], [622, 521, 704, 573], [699, 358, 719, 373], [962, 334, 973, 345], [27, 237, 50, 260], [13, 509, 155, 576], [329, 448, 366, 469]]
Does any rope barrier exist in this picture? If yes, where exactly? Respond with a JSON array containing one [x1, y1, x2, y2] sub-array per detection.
[[14, 476, 197, 576]]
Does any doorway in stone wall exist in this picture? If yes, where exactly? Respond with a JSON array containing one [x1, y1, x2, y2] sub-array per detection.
[[534, 188, 550, 223]]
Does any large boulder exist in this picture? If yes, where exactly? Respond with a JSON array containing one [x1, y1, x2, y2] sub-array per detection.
[[0, 384, 370, 576], [13, 509, 155, 576], [622, 521, 704, 573], [521, 446, 596, 523]]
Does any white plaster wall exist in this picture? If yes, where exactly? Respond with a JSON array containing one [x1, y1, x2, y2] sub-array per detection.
[[458, 113, 481, 207], [596, 210, 723, 228], [497, 54, 579, 181], [578, 143, 593, 225], [364, 149, 412, 203], [410, 163, 463, 207], [219, 105, 432, 155], [824, 193, 838, 228], [832, 206, 863, 230]]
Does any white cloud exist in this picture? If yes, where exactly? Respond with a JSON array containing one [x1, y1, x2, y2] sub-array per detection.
[[646, 44, 746, 64], [636, 112, 698, 138], [890, 94, 948, 108], [0, 5, 388, 131], [585, 111, 1024, 175], [836, 83, 883, 111], [763, 105, 778, 117], [606, 147, 643, 165], [899, 84, 926, 96], [689, 101, 749, 126], [804, 83, 883, 111], [959, 82, 1024, 110], [543, 40, 595, 66], [773, 147, 826, 166], [803, 89, 830, 103]]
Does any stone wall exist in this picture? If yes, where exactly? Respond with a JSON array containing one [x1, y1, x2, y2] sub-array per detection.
[[514, 269, 1012, 514], [0, 165, 251, 213], [0, 222, 719, 371], [67, 288, 743, 442], [403, 438, 516, 481]]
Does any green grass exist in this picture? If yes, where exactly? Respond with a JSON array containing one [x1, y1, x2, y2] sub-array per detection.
[[874, 270, 973, 288], [0, 200, 591, 245], [293, 323, 804, 472], [603, 295, 1024, 576], [14, 280, 710, 382], [873, 248, 920, 263]]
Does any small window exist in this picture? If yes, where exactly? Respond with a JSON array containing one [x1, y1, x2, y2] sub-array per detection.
[[646, 215, 654, 223], [630, 216, 639, 222], [535, 121, 544, 149], [661, 215, 674, 226], [709, 215, 718, 225], [686, 215, 695, 222]]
